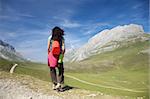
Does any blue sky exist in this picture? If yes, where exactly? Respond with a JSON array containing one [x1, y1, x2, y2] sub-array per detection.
[[0, 0, 148, 62]]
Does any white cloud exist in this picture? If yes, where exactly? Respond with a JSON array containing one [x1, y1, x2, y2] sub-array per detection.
[[0, 31, 18, 40], [82, 22, 110, 35], [17, 13, 35, 18], [60, 19, 81, 28], [16, 39, 48, 62], [0, 28, 51, 63], [52, 15, 81, 28], [83, 30, 95, 35], [0, 28, 50, 41], [0, 14, 21, 21], [66, 39, 82, 49], [18, 47, 47, 62], [0, 5, 35, 21], [64, 33, 87, 50], [132, 3, 142, 9], [0, 15, 11, 19], [117, 14, 126, 18], [6, 32, 17, 38]]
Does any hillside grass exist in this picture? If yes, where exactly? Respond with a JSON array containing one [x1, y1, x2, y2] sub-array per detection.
[[65, 40, 149, 72], [0, 58, 15, 71], [64, 70, 148, 97], [64, 40, 149, 98], [0, 59, 50, 82]]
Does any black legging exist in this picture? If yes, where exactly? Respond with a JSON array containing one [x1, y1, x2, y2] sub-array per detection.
[[50, 63, 64, 84]]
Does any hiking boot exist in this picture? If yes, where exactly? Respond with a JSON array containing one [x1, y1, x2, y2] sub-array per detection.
[[57, 87, 64, 92], [52, 84, 57, 90], [55, 83, 61, 89]]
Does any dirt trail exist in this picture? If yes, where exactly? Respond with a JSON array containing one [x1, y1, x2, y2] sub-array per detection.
[[0, 71, 126, 99], [65, 74, 145, 93]]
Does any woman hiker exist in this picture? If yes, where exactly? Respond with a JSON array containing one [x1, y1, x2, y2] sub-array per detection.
[[47, 26, 65, 91]]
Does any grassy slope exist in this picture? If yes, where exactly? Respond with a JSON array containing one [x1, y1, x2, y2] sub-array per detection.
[[64, 40, 149, 98], [0, 40, 149, 98], [65, 40, 149, 72], [0, 59, 50, 81]]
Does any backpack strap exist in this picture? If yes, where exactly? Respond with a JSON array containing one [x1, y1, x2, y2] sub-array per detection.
[[49, 39, 53, 51], [50, 38, 64, 53]]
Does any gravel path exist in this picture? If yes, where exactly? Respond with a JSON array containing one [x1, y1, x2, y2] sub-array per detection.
[[0, 72, 126, 99], [0, 79, 60, 99]]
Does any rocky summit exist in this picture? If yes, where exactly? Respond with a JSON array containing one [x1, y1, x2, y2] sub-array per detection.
[[65, 24, 149, 62], [0, 40, 25, 61]]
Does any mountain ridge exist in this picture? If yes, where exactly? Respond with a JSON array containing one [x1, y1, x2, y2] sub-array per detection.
[[64, 24, 149, 62], [0, 40, 25, 61]]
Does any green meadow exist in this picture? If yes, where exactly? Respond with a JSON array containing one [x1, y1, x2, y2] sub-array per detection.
[[0, 40, 149, 98]]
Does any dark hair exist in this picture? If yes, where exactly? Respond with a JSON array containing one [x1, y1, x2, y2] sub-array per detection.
[[51, 26, 64, 41]]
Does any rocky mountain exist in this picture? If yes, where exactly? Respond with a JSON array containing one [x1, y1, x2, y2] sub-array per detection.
[[0, 40, 25, 61], [65, 24, 149, 62]]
